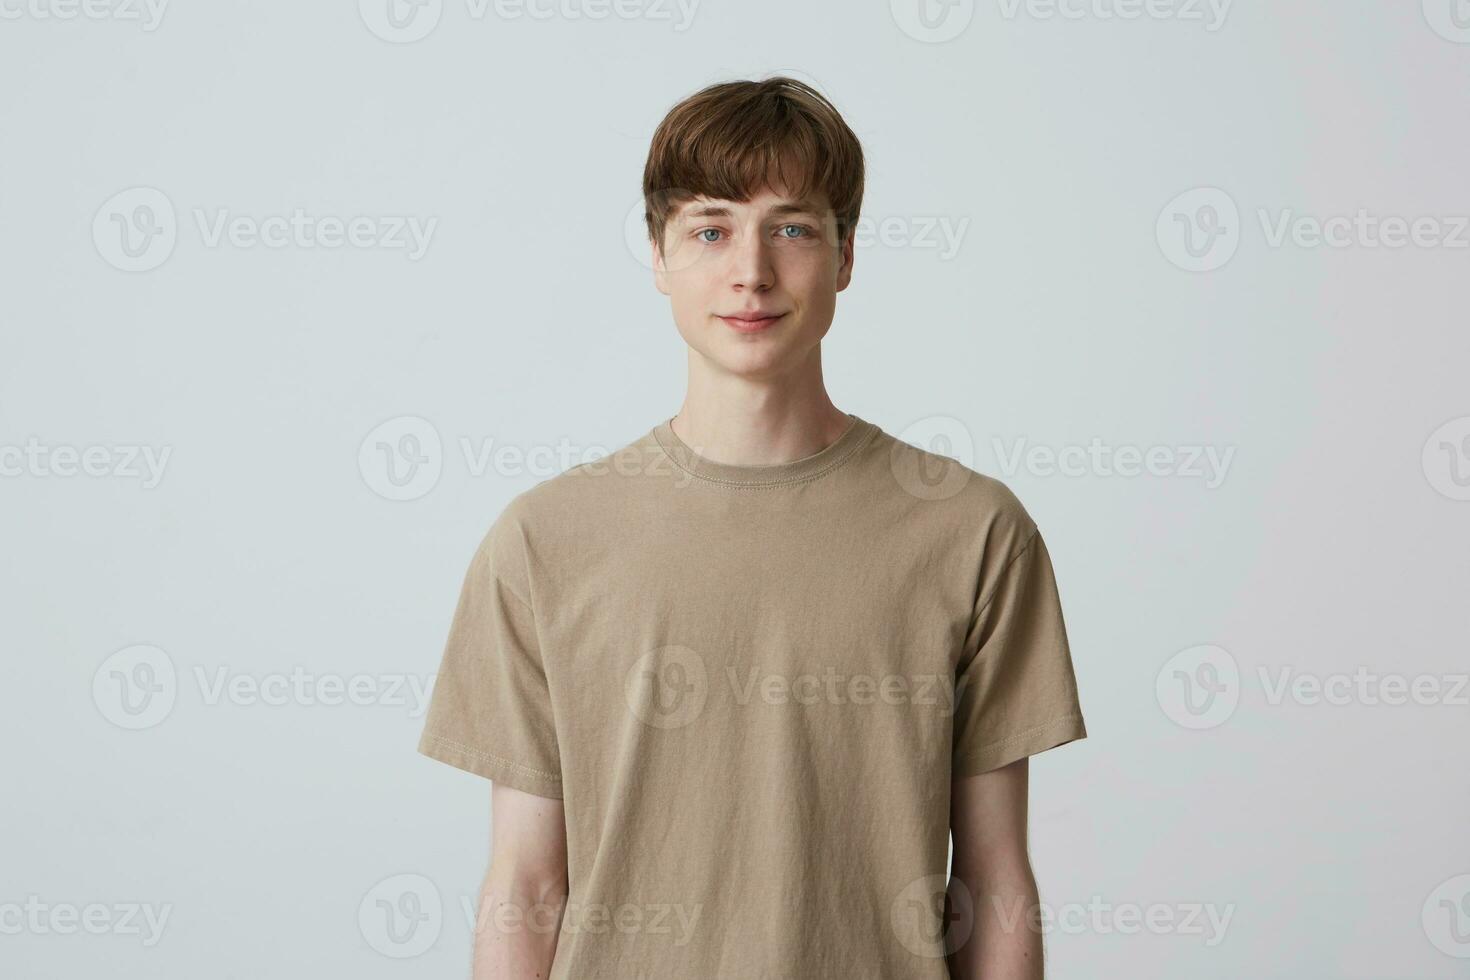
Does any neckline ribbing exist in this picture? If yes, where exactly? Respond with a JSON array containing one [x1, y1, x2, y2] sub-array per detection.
[[651, 413, 878, 487]]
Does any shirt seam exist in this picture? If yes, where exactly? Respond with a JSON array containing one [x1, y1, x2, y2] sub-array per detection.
[[971, 525, 1041, 621], [650, 422, 879, 489], [423, 733, 562, 782], [959, 712, 1084, 754]]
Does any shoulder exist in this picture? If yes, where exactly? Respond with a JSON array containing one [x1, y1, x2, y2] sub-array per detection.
[[872, 423, 1040, 558], [471, 424, 660, 555]]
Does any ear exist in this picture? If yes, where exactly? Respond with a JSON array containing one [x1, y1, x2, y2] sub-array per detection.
[[834, 226, 855, 293]]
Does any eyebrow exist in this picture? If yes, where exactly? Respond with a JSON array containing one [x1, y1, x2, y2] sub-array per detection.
[[675, 200, 823, 224]]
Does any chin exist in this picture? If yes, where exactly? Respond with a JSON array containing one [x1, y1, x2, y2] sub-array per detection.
[[710, 342, 798, 379]]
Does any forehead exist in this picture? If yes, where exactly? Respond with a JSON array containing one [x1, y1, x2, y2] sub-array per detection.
[[673, 191, 830, 223]]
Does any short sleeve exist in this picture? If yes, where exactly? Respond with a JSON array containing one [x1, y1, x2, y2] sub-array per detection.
[[417, 509, 563, 799], [952, 527, 1087, 777]]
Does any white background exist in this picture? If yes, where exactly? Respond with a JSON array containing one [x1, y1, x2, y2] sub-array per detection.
[[2, 0, 1468, 976]]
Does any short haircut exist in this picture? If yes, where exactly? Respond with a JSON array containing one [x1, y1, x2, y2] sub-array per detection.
[[642, 76, 865, 255]]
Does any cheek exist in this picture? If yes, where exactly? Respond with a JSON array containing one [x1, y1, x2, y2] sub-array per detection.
[[784, 256, 837, 303], [788, 245, 840, 282], [670, 287, 715, 337]]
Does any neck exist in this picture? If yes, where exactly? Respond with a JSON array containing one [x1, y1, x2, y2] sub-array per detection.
[[671, 350, 850, 467]]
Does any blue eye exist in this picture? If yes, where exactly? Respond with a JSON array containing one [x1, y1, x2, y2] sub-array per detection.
[[694, 225, 811, 243]]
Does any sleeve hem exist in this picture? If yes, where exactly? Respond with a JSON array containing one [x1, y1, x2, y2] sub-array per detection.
[[952, 713, 1087, 779], [418, 732, 564, 800]]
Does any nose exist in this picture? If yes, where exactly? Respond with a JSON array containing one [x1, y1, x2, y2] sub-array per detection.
[[727, 225, 775, 292]]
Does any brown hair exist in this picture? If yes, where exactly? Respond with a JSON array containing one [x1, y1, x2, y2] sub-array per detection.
[[642, 75, 865, 255]]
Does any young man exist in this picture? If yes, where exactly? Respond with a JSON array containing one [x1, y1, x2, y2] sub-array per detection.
[[418, 76, 1087, 979]]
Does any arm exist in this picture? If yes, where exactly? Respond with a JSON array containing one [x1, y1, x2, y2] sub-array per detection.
[[946, 758, 1043, 980], [471, 783, 569, 979]]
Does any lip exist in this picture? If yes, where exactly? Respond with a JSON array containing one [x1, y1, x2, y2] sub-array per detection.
[[718, 312, 786, 333]]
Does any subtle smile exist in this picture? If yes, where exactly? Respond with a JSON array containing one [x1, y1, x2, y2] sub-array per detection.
[[718, 312, 786, 333]]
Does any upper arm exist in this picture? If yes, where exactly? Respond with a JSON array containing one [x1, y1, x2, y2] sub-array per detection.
[[473, 785, 567, 975], [950, 756, 1030, 878], [489, 783, 568, 887]]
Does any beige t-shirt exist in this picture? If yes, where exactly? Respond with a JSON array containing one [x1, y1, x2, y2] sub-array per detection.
[[418, 413, 1086, 978]]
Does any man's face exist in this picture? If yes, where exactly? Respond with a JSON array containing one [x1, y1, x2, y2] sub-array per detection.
[[653, 178, 854, 380]]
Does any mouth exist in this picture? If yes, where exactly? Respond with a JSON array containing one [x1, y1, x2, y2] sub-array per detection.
[[717, 312, 786, 333]]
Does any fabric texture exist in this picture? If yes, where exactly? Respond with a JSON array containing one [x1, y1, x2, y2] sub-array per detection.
[[418, 413, 1087, 978]]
